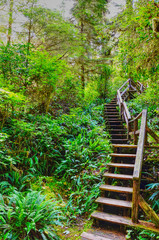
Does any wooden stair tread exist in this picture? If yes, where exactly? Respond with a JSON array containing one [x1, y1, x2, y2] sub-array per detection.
[[112, 144, 137, 148], [111, 139, 128, 141], [95, 197, 132, 208], [110, 129, 126, 131], [91, 211, 132, 226], [99, 184, 133, 193], [108, 125, 124, 127], [81, 232, 111, 240], [110, 153, 136, 158], [104, 111, 120, 116], [109, 121, 123, 123], [105, 103, 116, 105], [111, 134, 127, 136], [105, 106, 117, 108], [104, 173, 133, 180], [108, 119, 122, 121], [107, 163, 134, 168]]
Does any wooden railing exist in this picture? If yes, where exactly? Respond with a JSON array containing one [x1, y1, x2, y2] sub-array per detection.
[[116, 79, 159, 226]]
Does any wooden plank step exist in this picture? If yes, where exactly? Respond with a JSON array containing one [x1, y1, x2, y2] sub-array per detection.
[[108, 119, 122, 121], [91, 211, 132, 226], [110, 129, 126, 132], [95, 197, 132, 208], [111, 139, 128, 143], [81, 232, 111, 240], [107, 163, 134, 168], [108, 125, 124, 129], [105, 109, 118, 111], [112, 144, 137, 148], [106, 106, 118, 107], [104, 112, 119, 114], [106, 104, 118, 106], [104, 173, 133, 180], [111, 134, 127, 136], [107, 115, 120, 118], [99, 184, 133, 193], [110, 153, 136, 158], [109, 120, 123, 122]]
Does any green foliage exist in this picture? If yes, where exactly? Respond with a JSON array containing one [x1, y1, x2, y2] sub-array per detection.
[[1, 104, 111, 221], [0, 191, 63, 239], [146, 183, 159, 213], [127, 83, 159, 129], [126, 228, 159, 240], [115, 0, 159, 82], [0, 44, 77, 112]]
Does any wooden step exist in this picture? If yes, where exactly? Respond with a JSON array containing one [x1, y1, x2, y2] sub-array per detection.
[[111, 139, 128, 143], [106, 104, 118, 106], [106, 104, 117, 109], [108, 125, 124, 129], [112, 144, 137, 148], [105, 109, 118, 112], [111, 139, 128, 142], [81, 232, 111, 240], [109, 119, 123, 125], [105, 108, 118, 111], [108, 119, 122, 121], [110, 129, 126, 132], [104, 112, 119, 115], [107, 115, 120, 118], [111, 134, 127, 137], [107, 163, 134, 168], [95, 197, 132, 208], [91, 211, 132, 226], [109, 120, 122, 126], [104, 173, 133, 180], [99, 184, 133, 193], [110, 153, 136, 158]]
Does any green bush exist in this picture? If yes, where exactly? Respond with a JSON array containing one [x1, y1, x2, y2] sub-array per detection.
[[0, 190, 63, 240]]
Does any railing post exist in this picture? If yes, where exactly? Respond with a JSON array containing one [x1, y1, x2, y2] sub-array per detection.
[[129, 78, 131, 99], [134, 119, 138, 144], [132, 179, 140, 223], [145, 117, 148, 145]]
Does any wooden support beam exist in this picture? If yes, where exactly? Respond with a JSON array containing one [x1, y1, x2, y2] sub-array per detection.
[[147, 127, 159, 143], [139, 195, 159, 227], [132, 180, 140, 223]]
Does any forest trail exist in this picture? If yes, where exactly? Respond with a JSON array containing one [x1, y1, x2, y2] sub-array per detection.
[[81, 80, 159, 240]]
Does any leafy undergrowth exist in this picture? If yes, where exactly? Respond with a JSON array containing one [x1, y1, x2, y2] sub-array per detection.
[[127, 83, 159, 131], [0, 104, 112, 239]]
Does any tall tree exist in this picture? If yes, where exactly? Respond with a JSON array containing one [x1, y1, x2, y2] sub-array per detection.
[[72, 0, 108, 93], [7, 0, 14, 44]]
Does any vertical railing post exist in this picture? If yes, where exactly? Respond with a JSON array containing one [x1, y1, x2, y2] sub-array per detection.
[[134, 119, 138, 144], [132, 179, 140, 223], [145, 117, 148, 145], [129, 78, 131, 99]]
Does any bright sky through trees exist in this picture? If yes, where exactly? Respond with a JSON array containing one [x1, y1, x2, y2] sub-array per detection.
[[39, 0, 74, 17]]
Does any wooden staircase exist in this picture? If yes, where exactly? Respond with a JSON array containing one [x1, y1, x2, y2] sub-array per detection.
[[81, 79, 159, 240], [91, 98, 135, 227]]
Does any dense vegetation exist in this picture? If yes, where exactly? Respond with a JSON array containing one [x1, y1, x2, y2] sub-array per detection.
[[0, 0, 158, 239]]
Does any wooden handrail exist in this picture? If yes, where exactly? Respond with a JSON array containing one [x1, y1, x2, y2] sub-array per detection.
[[116, 79, 159, 226], [133, 110, 147, 181], [123, 102, 131, 120], [119, 79, 129, 91], [132, 109, 147, 223], [129, 112, 142, 124]]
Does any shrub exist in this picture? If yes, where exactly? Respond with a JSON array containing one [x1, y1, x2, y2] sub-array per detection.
[[0, 190, 64, 240]]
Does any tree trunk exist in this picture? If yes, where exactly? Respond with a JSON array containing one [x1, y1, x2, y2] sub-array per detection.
[[80, 19, 85, 95], [7, 0, 14, 45]]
